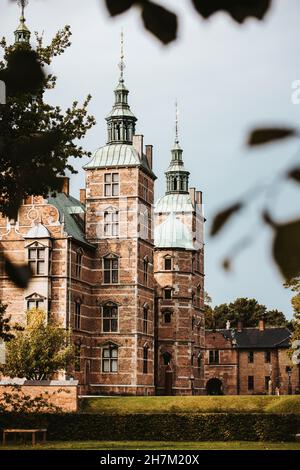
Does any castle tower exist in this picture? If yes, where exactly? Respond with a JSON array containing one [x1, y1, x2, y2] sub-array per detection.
[[14, 1, 31, 45], [83, 34, 156, 395], [154, 104, 205, 395]]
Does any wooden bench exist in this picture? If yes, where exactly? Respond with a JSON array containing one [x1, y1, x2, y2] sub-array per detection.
[[2, 428, 47, 446]]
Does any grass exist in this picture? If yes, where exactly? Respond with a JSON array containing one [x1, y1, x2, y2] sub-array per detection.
[[1, 441, 300, 450], [80, 395, 300, 414]]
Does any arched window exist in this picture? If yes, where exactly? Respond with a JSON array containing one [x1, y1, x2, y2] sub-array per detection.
[[102, 302, 118, 332], [102, 345, 118, 373], [103, 254, 119, 284], [75, 248, 83, 278], [162, 351, 171, 366], [164, 255, 172, 271], [143, 346, 149, 374], [163, 311, 172, 324]]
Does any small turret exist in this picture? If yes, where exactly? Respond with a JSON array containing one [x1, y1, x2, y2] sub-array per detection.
[[14, 1, 31, 46]]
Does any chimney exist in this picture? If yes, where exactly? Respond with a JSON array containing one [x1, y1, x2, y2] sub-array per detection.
[[226, 320, 231, 330], [80, 189, 86, 205], [132, 134, 144, 157], [145, 145, 153, 169], [189, 187, 196, 204], [196, 190, 202, 205], [237, 321, 243, 332], [60, 176, 69, 196], [259, 319, 265, 331]]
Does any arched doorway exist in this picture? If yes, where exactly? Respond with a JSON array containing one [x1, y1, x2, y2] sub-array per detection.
[[206, 378, 223, 395]]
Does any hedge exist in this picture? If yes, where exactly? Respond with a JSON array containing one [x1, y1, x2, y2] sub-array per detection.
[[0, 413, 299, 442]]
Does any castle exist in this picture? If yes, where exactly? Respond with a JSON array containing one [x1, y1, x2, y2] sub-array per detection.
[[0, 13, 206, 396], [1, 9, 298, 397]]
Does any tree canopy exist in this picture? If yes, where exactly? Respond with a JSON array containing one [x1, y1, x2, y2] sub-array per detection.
[[1, 309, 74, 380], [205, 297, 288, 330]]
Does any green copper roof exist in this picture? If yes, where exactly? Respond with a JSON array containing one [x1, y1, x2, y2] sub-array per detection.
[[155, 193, 195, 214], [47, 193, 94, 248], [154, 213, 194, 250], [84, 143, 155, 176]]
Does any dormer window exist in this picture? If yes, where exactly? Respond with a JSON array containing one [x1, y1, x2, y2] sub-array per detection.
[[28, 246, 45, 275]]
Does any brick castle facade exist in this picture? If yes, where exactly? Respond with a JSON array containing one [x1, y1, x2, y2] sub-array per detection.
[[0, 13, 297, 397]]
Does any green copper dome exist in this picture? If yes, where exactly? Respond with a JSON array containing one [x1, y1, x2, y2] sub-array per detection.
[[154, 213, 194, 250]]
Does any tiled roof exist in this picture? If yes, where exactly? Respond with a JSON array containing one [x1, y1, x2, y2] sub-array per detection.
[[209, 327, 291, 349], [47, 193, 94, 249]]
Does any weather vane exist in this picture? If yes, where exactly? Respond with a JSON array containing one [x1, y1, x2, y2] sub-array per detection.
[[118, 29, 125, 81]]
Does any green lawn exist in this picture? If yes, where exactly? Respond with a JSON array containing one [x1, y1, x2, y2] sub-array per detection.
[[1, 441, 300, 450], [80, 395, 300, 414]]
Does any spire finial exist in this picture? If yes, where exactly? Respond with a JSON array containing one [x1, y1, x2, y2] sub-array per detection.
[[18, 0, 28, 20], [118, 29, 125, 82], [175, 100, 179, 144]]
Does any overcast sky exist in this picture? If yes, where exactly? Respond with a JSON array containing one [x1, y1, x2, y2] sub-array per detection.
[[1, 0, 300, 318]]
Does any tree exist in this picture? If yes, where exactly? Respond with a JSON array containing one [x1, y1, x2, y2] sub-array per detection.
[[285, 278, 300, 361], [205, 297, 287, 329], [0, 24, 95, 220], [0, 301, 13, 342], [1, 309, 73, 380], [204, 291, 214, 329]]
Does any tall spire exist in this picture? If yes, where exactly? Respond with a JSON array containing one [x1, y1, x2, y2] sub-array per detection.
[[105, 31, 137, 145], [14, 0, 31, 45], [165, 102, 190, 194], [119, 29, 125, 82]]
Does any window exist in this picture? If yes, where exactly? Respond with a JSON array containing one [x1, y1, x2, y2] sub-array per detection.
[[143, 258, 148, 285], [143, 306, 149, 334], [265, 376, 270, 391], [248, 376, 254, 391], [163, 352, 171, 366], [102, 346, 118, 373], [75, 249, 83, 278], [163, 311, 172, 324], [28, 246, 45, 275], [196, 285, 201, 307], [104, 210, 119, 237], [164, 256, 172, 271], [248, 351, 254, 363], [143, 177, 148, 200], [143, 347, 149, 374], [102, 303, 118, 332], [191, 352, 194, 366], [27, 294, 44, 310], [103, 255, 119, 284], [104, 173, 119, 196], [74, 301, 81, 330], [264, 351, 271, 363], [164, 288, 172, 300], [209, 350, 219, 365], [197, 353, 202, 374], [74, 344, 81, 372], [192, 317, 195, 330]]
